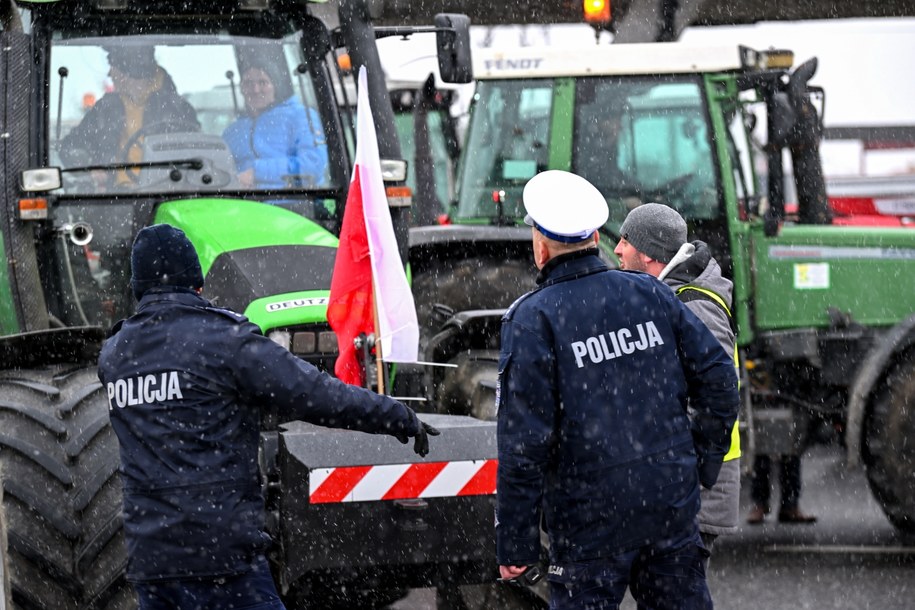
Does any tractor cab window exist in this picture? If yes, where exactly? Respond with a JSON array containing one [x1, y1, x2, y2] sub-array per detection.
[[574, 78, 718, 233], [454, 79, 553, 223], [454, 75, 718, 233], [42, 23, 343, 330], [50, 31, 334, 196]]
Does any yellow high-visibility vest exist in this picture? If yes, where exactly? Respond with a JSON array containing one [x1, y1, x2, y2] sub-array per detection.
[[676, 285, 741, 462]]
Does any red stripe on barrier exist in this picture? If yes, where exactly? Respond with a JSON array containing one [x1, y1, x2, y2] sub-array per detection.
[[457, 459, 498, 496], [382, 462, 448, 500], [310, 465, 372, 504]]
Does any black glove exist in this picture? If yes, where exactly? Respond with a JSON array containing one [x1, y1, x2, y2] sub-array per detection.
[[498, 565, 544, 587], [397, 421, 441, 457]]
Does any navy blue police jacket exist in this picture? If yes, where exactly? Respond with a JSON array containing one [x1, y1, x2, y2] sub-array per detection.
[[495, 250, 739, 566], [97, 287, 421, 581]]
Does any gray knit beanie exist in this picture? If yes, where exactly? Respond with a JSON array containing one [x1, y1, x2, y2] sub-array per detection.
[[619, 203, 687, 263]]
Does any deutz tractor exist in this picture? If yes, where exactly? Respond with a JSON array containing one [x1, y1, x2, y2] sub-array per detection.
[[430, 43, 915, 534], [0, 1, 505, 609]]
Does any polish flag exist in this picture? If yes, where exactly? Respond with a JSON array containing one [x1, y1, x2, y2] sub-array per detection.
[[327, 66, 419, 386]]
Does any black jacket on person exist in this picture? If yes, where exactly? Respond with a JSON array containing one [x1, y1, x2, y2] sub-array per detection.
[[97, 287, 421, 581], [61, 71, 199, 165], [496, 250, 739, 566]]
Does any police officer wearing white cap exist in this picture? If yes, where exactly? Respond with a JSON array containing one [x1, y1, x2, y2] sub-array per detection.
[[496, 171, 739, 609]]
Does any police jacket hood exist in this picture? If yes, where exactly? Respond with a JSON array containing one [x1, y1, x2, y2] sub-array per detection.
[[98, 289, 421, 581], [495, 251, 739, 566]]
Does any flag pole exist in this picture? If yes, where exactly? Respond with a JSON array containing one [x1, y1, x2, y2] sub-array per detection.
[[371, 282, 385, 395]]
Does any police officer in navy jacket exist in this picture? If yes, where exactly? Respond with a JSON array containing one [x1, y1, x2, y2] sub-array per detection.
[[496, 171, 739, 609], [98, 224, 437, 609]]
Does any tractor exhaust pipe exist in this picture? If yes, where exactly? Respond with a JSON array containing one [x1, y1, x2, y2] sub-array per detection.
[[60, 222, 93, 246]]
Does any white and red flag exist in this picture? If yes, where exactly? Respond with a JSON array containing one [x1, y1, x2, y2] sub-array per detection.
[[327, 66, 419, 387]]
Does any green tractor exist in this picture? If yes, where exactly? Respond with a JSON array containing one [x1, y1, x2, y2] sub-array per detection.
[[431, 42, 915, 534], [0, 1, 506, 608]]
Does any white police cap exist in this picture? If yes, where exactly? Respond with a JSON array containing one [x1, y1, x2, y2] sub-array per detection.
[[523, 170, 609, 243]]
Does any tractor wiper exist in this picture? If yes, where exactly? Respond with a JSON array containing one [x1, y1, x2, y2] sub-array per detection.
[[61, 158, 204, 173]]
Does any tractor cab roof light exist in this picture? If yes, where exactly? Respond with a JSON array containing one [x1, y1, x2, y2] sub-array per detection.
[[21, 168, 61, 192], [741, 47, 794, 71], [760, 49, 794, 70], [583, 0, 611, 27]]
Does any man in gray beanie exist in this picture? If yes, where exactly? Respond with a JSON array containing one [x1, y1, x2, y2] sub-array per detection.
[[615, 202, 745, 562], [617, 202, 687, 265], [498, 174, 738, 608], [98, 224, 437, 609]]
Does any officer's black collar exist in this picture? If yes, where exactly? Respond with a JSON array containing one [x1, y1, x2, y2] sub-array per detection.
[[536, 247, 603, 285], [137, 287, 211, 310]]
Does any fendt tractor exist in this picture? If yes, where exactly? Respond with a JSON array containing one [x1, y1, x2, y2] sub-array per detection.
[[0, 1, 505, 609], [428, 43, 915, 535]]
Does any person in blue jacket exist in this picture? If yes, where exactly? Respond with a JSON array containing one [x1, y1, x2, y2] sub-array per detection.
[[496, 171, 739, 610], [97, 224, 437, 610], [223, 62, 328, 189]]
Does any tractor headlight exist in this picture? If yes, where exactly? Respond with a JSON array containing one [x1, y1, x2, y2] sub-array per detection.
[[380, 159, 408, 183], [268, 330, 292, 350], [269, 329, 339, 356], [20, 168, 61, 192]]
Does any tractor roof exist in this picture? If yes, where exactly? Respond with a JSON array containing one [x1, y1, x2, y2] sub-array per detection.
[[472, 44, 793, 79]]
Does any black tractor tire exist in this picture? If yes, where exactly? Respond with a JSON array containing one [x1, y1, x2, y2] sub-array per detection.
[[0, 365, 135, 609], [412, 257, 534, 351], [437, 351, 500, 420], [863, 352, 915, 534]]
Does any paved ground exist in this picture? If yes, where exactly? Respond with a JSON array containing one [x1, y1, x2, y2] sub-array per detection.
[[391, 442, 915, 609]]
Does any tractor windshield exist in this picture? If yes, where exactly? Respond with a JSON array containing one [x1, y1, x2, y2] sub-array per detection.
[[49, 30, 337, 195], [454, 76, 720, 233], [34, 12, 351, 332]]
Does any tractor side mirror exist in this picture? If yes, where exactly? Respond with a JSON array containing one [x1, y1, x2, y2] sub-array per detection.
[[435, 13, 472, 84]]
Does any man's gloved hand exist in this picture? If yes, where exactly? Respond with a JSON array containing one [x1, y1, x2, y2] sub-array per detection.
[[396, 421, 441, 457]]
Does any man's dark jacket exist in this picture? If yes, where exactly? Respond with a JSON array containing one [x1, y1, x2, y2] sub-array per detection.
[[98, 288, 421, 581], [61, 72, 198, 165], [495, 250, 739, 566]]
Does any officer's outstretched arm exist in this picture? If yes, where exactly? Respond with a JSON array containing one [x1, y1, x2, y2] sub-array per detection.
[[231, 324, 425, 443]]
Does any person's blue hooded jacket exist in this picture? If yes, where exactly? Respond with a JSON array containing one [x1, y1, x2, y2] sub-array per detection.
[[495, 250, 739, 566], [223, 95, 328, 188]]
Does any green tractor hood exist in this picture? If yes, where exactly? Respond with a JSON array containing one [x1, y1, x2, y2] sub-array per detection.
[[155, 198, 338, 332]]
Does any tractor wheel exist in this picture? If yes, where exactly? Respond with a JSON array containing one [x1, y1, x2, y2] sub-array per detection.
[[412, 257, 534, 350], [0, 365, 135, 609], [437, 351, 500, 420], [863, 352, 915, 534]]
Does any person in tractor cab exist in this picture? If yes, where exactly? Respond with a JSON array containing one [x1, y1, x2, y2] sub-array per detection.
[[496, 170, 739, 609], [614, 202, 742, 561], [222, 61, 328, 189], [575, 104, 642, 200], [60, 45, 200, 184], [97, 224, 438, 609]]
